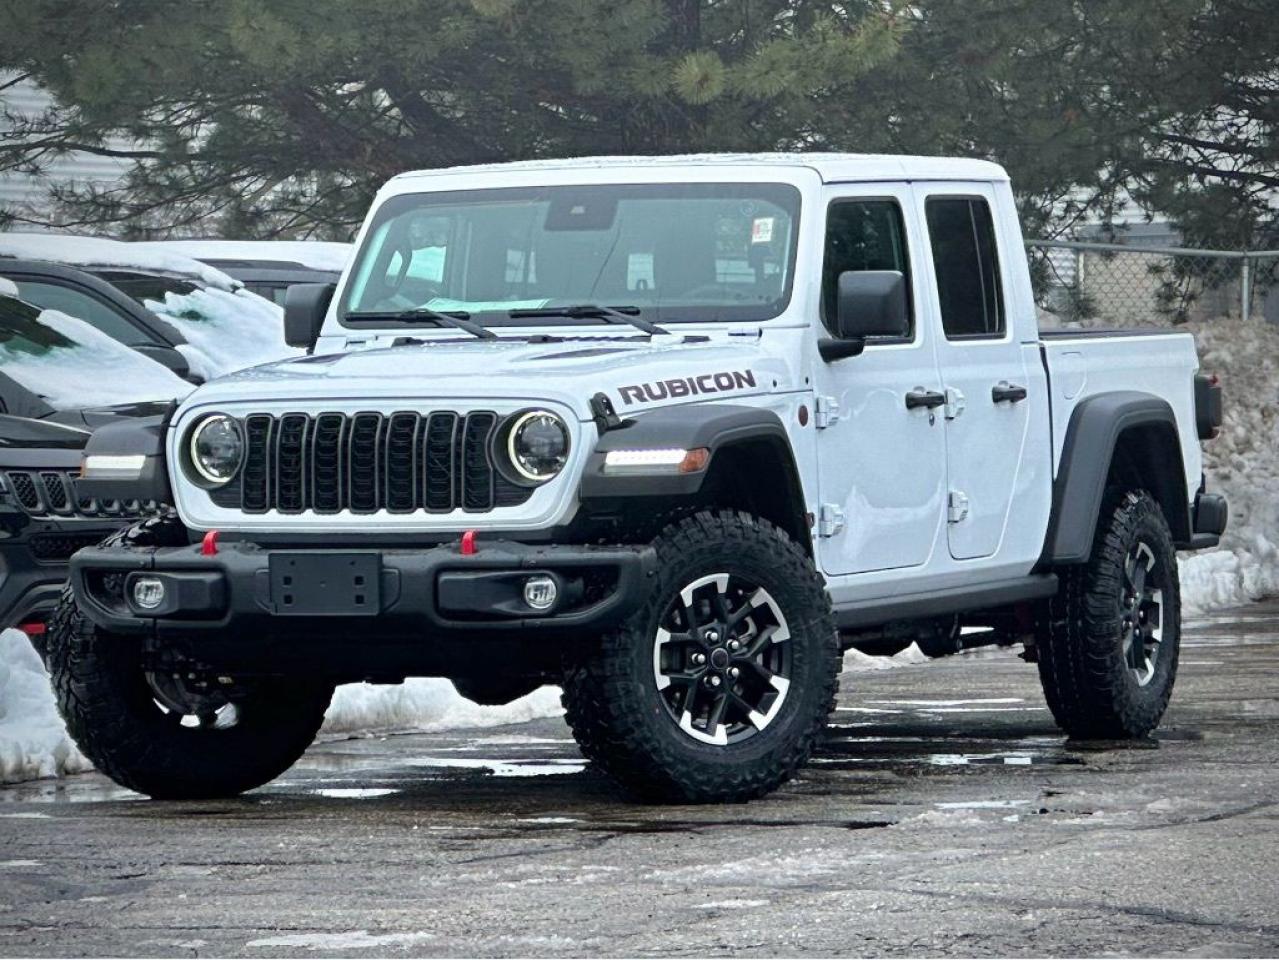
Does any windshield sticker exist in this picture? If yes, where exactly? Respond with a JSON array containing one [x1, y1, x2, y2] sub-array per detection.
[[617, 370, 757, 405], [751, 217, 775, 244]]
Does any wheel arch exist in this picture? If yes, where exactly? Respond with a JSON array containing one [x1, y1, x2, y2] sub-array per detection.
[[580, 404, 813, 555], [1042, 391, 1191, 566]]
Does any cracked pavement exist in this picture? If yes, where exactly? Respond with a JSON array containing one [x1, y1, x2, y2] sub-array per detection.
[[2, 602, 1278, 957]]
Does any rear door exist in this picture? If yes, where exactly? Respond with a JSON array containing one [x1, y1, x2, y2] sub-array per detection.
[[914, 184, 1038, 561]]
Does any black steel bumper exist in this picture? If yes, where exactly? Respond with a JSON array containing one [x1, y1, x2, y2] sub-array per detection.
[[69, 538, 657, 645], [1188, 490, 1228, 551]]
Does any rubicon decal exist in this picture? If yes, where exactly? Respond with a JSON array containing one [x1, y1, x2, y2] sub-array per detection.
[[617, 370, 757, 406]]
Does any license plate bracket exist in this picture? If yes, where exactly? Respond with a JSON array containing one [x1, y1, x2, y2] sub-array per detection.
[[268, 552, 382, 616]]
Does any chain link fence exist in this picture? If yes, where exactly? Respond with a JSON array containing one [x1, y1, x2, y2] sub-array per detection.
[[1026, 240, 1279, 329]]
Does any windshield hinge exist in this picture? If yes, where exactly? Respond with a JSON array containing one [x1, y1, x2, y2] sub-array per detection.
[[818, 503, 846, 538], [815, 395, 841, 429]]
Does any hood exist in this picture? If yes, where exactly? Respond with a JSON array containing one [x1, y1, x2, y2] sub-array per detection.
[[47, 400, 176, 431], [179, 334, 796, 420], [0, 413, 91, 451]]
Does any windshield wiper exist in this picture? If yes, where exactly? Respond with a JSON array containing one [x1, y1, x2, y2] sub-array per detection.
[[508, 304, 670, 336], [345, 308, 497, 341]]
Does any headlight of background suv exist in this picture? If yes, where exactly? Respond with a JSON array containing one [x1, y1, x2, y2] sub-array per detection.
[[186, 414, 244, 486], [497, 409, 570, 485]]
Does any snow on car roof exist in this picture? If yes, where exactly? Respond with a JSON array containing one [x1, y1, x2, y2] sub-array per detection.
[[0, 233, 241, 292], [0, 276, 17, 298], [132, 240, 352, 273], [391, 153, 1010, 186]]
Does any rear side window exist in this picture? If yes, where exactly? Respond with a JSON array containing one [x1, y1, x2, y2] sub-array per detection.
[[821, 200, 911, 336], [925, 197, 1005, 338]]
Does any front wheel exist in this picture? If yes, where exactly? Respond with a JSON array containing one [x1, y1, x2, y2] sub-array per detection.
[[562, 511, 840, 803], [46, 589, 333, 799], [1036, 489, 1181, 739]]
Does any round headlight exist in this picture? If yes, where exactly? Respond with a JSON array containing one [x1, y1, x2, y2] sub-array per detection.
[[505, 410, 569, 484], [188, 414, 244, 486]]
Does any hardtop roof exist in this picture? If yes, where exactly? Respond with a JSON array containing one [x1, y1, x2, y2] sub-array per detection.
[[391, 153, 1009, 185]]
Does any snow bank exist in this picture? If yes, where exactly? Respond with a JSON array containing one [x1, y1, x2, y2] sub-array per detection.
[[143, 287, 300, 380], [133, 240, 353, 273], [0, 309, 190, 408], [0, 629, 90, 784], [322, 680, 563, 736], [0, 233, 240, 292], [1178, 314, 1279, 614]]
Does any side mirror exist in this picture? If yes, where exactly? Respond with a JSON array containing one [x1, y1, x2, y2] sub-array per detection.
[[132, 343, 192, 380], [820, 270, 909, 362], [284, 282, 336, 352]]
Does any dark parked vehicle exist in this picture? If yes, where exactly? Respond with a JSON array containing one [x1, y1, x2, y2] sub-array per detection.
[[0, 259, 195, 380], [0, 287, 182, 643]]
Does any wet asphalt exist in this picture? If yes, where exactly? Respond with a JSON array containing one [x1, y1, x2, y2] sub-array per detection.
[[2, 603, 1278, 957]]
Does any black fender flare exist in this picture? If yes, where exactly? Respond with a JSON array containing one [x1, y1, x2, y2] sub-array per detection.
[[579, 404, 799, 501], [77, 410, 174, 503], [1042, 391, 1191, 565]]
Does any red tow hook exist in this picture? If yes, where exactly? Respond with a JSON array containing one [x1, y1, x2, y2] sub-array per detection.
[[460, 529, 478, 556], [201, 530, 220, 556], [17, 620, 46, 638]]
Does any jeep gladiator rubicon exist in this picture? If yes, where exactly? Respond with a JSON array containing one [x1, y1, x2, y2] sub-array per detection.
[[49, 155, 1226, 803]]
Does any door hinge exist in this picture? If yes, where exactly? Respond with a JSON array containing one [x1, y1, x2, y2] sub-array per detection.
[[944, 387, 966, 420], [818, 503, 846, 538], [948, 490, 970, 524], [814, 395, 840, 429]]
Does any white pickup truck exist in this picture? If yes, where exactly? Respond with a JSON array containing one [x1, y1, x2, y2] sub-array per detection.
[[52, 154, 1226, 803]]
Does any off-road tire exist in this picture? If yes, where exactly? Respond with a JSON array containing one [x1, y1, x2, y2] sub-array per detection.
[[1037, 489, 1181, 739], [562, 510, 840, 803], [46, 586, 333, 799]]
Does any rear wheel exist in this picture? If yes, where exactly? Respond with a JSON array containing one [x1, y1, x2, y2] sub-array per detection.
[[46, 588, 333, 799], [562, 511, 840, 803], [1036, 489, 1181, 739]]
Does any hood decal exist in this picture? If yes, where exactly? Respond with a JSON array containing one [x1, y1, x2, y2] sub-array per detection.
[[618, 369, 757, 405]]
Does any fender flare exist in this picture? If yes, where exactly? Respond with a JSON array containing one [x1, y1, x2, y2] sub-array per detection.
[[1042, 390, 1190, 565], [77, 409, 175, 503], [579, 404, 798, 501]]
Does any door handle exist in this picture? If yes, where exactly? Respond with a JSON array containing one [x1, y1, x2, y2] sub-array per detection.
[[905, 388, 947, 410], [991, 382, 1028, 404]]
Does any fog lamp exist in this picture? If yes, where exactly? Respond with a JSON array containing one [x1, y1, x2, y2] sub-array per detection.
[[522, 575, 558, 612], [131, 576, 167, 612]]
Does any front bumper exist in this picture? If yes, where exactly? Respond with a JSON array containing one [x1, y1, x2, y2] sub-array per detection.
[[69, 538, 657, 644]]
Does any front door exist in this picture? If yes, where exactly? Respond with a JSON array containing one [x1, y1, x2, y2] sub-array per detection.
[[914, 184, 1034, 561], [814, 186, 948, 577]]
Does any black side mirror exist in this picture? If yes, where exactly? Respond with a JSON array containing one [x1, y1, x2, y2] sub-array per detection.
[[284, 282, 336, 352], [132, 343, 192, 381], [819, 270, 909, 362]]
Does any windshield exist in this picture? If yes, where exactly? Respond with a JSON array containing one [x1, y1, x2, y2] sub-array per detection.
[[92, 270, 199, 305], [341, 183, 801, 326], [0, 295, 188, 410]]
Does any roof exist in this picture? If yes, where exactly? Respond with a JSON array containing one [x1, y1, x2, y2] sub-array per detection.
[[131, 240, 353, 273], [392, 153, 1009, 185], [0, 233, 241, 292]]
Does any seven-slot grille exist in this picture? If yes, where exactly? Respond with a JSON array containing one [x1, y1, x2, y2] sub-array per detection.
[[209, 411, 536, 515], [1, 470, 151, 519]]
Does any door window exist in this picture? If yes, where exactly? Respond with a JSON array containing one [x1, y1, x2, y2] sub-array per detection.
[[821, 200, 911, 336], [7, 278, 146, 345], [924, 197, 1005, 339]]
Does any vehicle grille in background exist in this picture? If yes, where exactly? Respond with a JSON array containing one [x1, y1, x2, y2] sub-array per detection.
[[1, 470, 154, 520], [210, 411, 535, 515]]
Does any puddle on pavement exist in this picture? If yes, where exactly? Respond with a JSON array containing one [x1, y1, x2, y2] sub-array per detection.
[[402, 757, 587, 778]]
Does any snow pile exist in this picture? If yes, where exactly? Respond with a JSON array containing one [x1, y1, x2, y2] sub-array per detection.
[[0, 308, 190, 408], [143, 287, 300, 380], [0, 629, 90, 784], [323, 680, 563, 736], [0, 276, 18, 297], [0, 233, 240, 292], [1178, 314, 1279, 613]]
